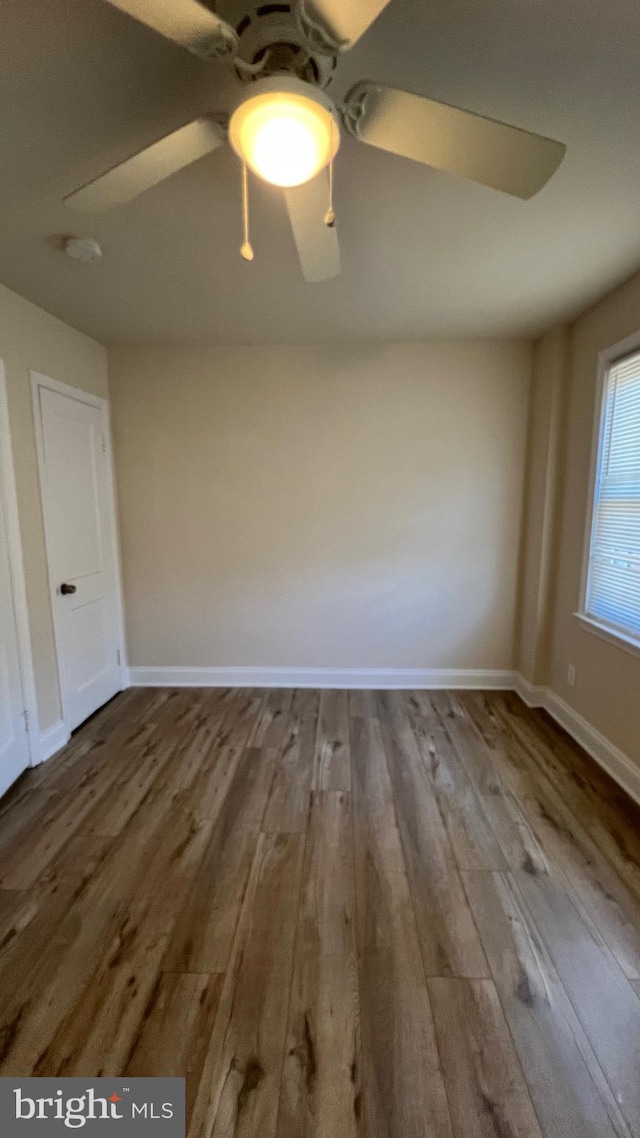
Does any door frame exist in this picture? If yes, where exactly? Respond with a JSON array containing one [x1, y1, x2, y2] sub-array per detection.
[[31, 371, 128, 734], [0, 360, 38, 765]]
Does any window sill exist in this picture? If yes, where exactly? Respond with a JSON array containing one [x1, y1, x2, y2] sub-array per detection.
[[574, 612, 640, 662]]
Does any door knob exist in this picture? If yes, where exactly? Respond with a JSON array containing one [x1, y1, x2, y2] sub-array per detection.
[[60, 583, 77, 595]]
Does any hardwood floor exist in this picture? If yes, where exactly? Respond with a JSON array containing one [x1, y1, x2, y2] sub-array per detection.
[[1, 686, 640, 1137]]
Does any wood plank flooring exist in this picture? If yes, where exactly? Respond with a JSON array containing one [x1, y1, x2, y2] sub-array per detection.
[[1, 687, 640, 1138]]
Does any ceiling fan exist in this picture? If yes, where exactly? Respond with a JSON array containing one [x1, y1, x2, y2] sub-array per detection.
[[65, 0, 567, 283]]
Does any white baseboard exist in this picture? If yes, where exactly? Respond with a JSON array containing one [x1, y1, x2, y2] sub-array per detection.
[[513, 674, 547, 708], [57, 663, 640, 808], [128, 666, 517, 691], [33, 719, 69, 766], [544, 689, 640, 808], [514, 673, 640, 808]]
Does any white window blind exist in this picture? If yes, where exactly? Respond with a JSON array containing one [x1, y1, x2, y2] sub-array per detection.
[[585, 349, 640, 640]]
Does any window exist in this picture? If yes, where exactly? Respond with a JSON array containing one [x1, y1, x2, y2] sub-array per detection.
[[582, 347, 640, 645]]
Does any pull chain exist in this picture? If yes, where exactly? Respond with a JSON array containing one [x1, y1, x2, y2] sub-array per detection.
[[325, 112, 336, 228], [240, 161, 254, 261]]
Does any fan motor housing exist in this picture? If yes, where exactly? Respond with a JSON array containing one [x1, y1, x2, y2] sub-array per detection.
[[217, 1, 337, 87]]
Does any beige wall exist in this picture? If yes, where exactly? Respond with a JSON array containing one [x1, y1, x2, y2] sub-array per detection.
[[520, 270, 640, 764], [517, 326, 570, 685], [3, 263, 638, 765], [550, 273, 640, 762], [110, 342, 531, 672], [0, 283, 108, 731]]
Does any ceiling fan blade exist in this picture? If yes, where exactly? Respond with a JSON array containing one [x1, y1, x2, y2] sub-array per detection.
[[103, 0, 237, 60], [296, 0, 392, 51], [343, 82, 566, 199], [284, 172, 341, 283], [64, 118, 226, 212]]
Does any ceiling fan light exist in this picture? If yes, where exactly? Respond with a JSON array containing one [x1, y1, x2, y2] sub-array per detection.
[[229, 78, 340, 188]]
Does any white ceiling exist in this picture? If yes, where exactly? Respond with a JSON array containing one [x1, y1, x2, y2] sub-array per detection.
[[1, 0, 640, 345]]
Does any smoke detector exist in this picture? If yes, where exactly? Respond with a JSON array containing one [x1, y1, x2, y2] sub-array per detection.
[[65, 236, 103, 263]]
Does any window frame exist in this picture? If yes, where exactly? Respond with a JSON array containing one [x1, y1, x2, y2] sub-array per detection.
[[576, 328, 640, 659]]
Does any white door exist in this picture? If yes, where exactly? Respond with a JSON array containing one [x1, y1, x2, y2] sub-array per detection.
[[0, 411, 30, 796], [34, 380, 123, 731]]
